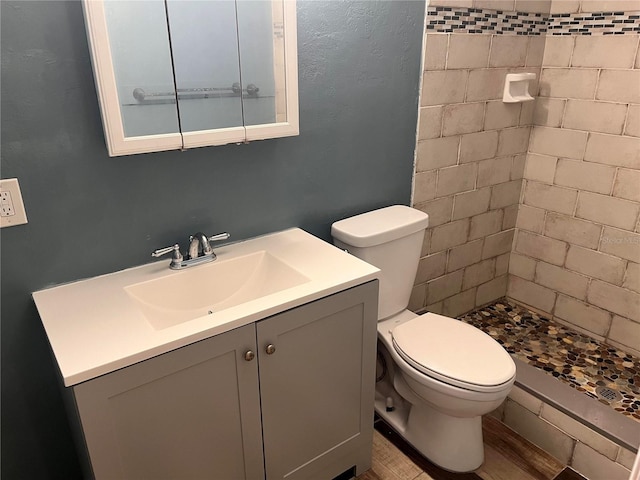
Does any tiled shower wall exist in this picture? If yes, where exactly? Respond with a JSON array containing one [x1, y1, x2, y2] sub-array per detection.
[[411, 0, 640, 353], [409, 1, 549, 317], [509, 5, 640, 356]]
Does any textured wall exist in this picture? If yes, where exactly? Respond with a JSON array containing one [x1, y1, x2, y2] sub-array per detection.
[[509, 28, 640, 355], [0, 1, 425, 477]]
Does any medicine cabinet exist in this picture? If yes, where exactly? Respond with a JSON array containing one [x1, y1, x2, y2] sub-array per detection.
[[82, 0, 298, 156]]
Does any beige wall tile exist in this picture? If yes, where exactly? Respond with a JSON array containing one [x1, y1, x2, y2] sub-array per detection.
[[507, 275, 557, 313], [503, 204, 519, 229], [613, 168, 640, 203], [422, 70, 468, 106], [422, 230, 431, 257], [442, 102, 485, 136], [429, 0, 474, 7], [563, 100, 628, 135], [413, 171, 438, 204], [474, 0, 516, 9], [511, 154, 527, 180], [525, 36, 547, 67], [584, 133, 640, 169], [448, 239, 484, 272], [596, 69, 640, 104], [566, 245, 627, 285], [572, 36, 638, 69], [470, 209, 504, 240], [478, 156, 513, 187], [490, 36, 529, 68], [490, 179, 523, 209], [549, 0, 580, 13], [453, 188, 492, 220], [516, 204, 546, 233], [617, 448, 638, 470], [540, 405, 619, 460], [485, 101, 521, 130], [524, 153, 557, 184], [496, 252, 510, 275], [418, 106, 443, 141], [416, 252, 448, 284], [509, 252, 537, 280], [436, 163, 477, 197], [459, 130, 499, 163], [523, 181, 578, 216], [554, 158, 616, 195], [600, 227, 640, 262], [409, 283, 427, 312], [544, 212, 602, 250], [416, 136, 460, 171], [515, 230, 567, 265], [424, 34, 449, 71], [426, 270, 464, 304], [463, 258, 496, 290], [623, 262, 640, 294], [572, 442, 631, 480], [443, 288, 477, 317], [520, 99, 536, 126], [539, 68, 598, 99], [414, 197, 453, 228], [431, 219, 470, 252], [542, 36, 574, 67], [533, 98, 566, 127], [529, 126, 588, 160], [554, 294, 612, 336], [476, 274, 508, 306], [535, 261, 589, 300], [515, 0, 551, 12], [503, 401, 575, 466], [588, 280, 640, 322], [483, 229, 515, 259], [579, 0, 640, 12], [447, 34, 491, 70], [625, 104, 640, 138], [497, 127, 530, 156], [576, 192, 640, 231], [467, 68, 511, 102], [508, 386, 543, 414], [426, 301, 445, 315]]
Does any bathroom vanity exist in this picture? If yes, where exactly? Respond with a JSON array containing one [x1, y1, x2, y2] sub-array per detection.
[[33, 229, 379, 479]]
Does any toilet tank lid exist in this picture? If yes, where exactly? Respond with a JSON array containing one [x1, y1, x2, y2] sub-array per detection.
[[331, 205, 429, 248]]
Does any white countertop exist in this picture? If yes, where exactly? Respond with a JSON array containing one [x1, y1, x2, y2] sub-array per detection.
[[33, 228, 379, 387]]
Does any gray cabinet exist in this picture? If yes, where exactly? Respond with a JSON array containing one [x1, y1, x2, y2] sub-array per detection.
[[70, 281, 378, 479]]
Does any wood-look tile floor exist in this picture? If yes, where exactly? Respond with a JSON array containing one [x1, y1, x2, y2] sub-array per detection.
[[357, 416, 586, 480]]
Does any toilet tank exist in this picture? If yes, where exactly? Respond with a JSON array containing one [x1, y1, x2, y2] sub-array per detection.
[[331, 206, 429, 320]]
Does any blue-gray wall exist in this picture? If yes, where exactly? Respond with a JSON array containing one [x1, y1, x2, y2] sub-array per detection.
[[0, 1, 424, 477]]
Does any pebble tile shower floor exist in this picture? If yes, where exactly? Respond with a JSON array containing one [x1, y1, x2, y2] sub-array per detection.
[[458, 299, 640, 423]]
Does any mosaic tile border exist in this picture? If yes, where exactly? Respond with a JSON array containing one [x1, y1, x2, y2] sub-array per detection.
[[548, 11, 640, 35], [457, 299, 640, 423], [426, 6, 640, 35]]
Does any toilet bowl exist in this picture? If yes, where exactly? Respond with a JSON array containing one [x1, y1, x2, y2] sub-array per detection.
[[332, 205, 516, 472]]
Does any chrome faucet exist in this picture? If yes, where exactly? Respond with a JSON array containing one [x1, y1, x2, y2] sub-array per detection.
[[152, 231, 230, 269]]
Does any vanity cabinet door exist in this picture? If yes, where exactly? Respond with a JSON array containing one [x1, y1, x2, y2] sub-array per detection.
[[72, 324, 264, 480], [257, 281, 379, 480]]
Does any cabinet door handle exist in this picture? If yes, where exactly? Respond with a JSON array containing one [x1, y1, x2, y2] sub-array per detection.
[[244, 350, 255, 361], [265, 344, 276, 355]]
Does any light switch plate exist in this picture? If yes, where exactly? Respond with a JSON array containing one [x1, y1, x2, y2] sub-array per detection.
[[1, 178, 28, 228]]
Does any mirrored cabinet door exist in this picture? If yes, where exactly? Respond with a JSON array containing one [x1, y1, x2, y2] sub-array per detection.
[[83, 0, 298, 157]]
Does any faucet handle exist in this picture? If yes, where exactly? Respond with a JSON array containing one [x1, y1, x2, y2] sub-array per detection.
[[208, 232, 230, 243], [151, 244, 183, 263]]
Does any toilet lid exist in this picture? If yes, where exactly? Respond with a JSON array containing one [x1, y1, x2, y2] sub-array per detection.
[[391, 313, 515, 390]]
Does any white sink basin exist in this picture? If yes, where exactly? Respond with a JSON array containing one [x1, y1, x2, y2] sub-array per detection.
[[33, 228, 379, 386], [126, 251, 310, 330]]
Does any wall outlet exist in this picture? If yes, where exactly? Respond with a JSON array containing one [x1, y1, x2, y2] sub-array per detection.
[[0, 178, 28, 228]]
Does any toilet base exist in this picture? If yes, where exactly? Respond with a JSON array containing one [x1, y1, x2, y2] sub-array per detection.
[[374, 388, 485, 473]]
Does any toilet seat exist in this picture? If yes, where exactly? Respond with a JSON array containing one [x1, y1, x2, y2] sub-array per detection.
[[391, 313, 516, 393]]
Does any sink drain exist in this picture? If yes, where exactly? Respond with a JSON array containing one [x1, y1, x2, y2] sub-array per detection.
[[595, 386, 623, 402]]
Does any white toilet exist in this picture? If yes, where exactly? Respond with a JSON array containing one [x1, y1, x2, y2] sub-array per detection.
[[332, 205, 515, 473]]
